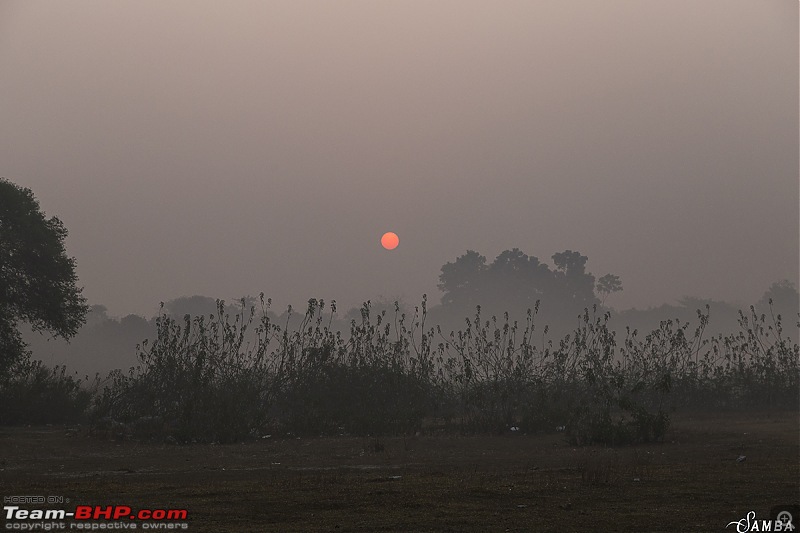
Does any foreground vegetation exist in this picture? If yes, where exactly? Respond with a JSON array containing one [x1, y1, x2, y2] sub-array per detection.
[[2, 295, 797, 447], [80, 296, 796, 445]]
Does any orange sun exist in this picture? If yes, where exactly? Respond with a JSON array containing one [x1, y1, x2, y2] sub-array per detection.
[[381, 232, 399, 250]]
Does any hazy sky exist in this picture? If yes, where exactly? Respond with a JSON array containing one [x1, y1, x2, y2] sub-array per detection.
[[1, 1, 797, 318]]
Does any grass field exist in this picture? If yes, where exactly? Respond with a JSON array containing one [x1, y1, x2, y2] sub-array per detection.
[[1, 410, 798, 532]]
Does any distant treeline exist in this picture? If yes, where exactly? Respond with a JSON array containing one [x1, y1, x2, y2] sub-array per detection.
[[24, 275, 799, 378]]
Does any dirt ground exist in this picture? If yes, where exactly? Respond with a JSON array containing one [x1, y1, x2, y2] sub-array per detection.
[[1, 411, 798, 532]]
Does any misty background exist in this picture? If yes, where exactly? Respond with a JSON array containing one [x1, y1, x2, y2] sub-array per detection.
[[1, 1, 797, 375]]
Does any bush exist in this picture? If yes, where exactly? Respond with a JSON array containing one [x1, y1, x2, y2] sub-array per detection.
[[0, 361, 94, 425], [85, 296, 797, 446], [92, 298, 274, 443]]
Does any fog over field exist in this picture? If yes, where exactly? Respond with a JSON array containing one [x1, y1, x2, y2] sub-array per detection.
[[1, 7, 798, 527], [1, 1, 797, 322]]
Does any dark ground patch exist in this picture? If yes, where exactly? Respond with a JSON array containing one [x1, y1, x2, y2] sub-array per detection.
[[1, 411, 797, 532]]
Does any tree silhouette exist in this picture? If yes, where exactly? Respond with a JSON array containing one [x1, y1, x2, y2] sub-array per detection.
[[596, 274, 623, 306], [438, 248, 609, 321], [550, 250, 597, 312], [437, 250, 488, 308], [756, 280, 799, 323], [484, 248, 551, 312], [0, 178, 88, 380]]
